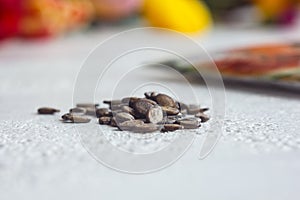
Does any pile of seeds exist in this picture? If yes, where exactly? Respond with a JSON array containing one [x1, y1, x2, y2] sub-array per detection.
[[37, 92, 209, 133]]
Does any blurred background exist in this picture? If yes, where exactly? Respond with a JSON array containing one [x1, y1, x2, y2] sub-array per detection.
[[1, 0, 300, 40]]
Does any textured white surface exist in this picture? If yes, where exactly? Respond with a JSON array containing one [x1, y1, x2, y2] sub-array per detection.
[[1, 25, 300, 200]]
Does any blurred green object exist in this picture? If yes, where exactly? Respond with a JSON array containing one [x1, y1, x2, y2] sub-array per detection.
[[203, 0, 250, 20]]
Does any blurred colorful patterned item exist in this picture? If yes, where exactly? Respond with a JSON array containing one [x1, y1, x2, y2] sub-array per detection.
[[214, 43, 300, 79], [163, 42, 300, 92]]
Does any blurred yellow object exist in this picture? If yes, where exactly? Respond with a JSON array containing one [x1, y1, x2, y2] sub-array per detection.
[[143, 0, 212, 33]]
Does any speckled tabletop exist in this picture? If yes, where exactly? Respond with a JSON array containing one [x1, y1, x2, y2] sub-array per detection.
[[0, 25, 300, 200]]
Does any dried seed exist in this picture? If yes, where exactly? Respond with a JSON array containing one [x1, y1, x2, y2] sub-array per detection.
[[70, 115, 91, 123], [118, 120, 144, 131], [144, 91, 158, 99], [161, 124, 183, 132], [96, 108, 112, 118], [76, 103, 99, 108], [69, 107, 86, 114], [98, 116, 111, 125], [167, 115, 180, 120], [200, 107, 209, 112], [129, 97, 140, 107], [62, 113, 91, 123], [110, 117, 118, 127], [178, 118, 201, 129], [144, 92, 152, 99], [61, 113, 72, 121], [111, 110, 122, 115], [152, 93, 177, 108], [103, 100, 122, 105], [121, 97, 131, 104], [159, 117, 176, 124], [131, 123, 160, 133], [111, 104, 124, 111], [85, 107, 97, 116], [103, 100, 122, 109], [37, 107, 60, 114], [115, 112, 135, 123], [161, 106, 180, 116], [159, 114, 183, 124], [146, 106, 163, 124], [187, 108, 201, 115], [142, 98, 157, 105], [195, 112, 210, 122], [121, 105, 136, 116], [132, 99, 155, 117], [121, 97, 139, 105], [178, 102, 188, 113]]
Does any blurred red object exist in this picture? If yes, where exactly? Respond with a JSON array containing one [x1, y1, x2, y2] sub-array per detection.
[[0, 0, 22, 39], [0, 0, 95, 40]]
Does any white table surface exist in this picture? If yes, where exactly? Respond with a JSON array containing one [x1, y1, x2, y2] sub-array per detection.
[[1, 24, 300, 200]]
